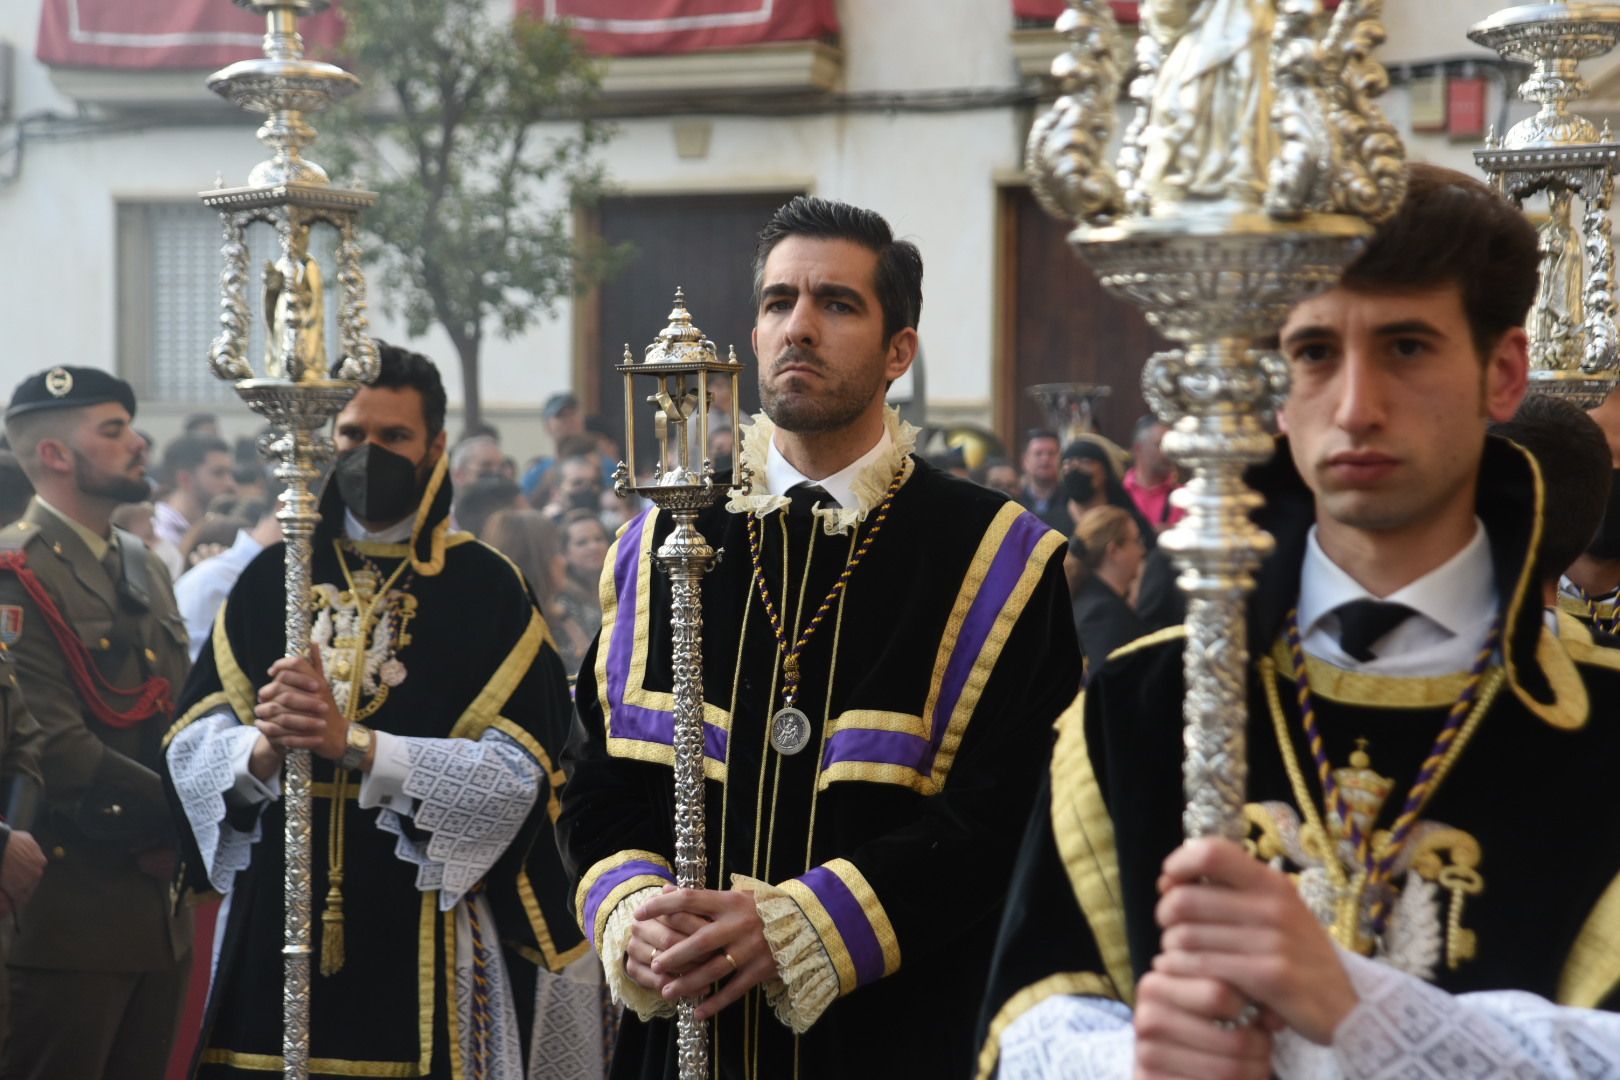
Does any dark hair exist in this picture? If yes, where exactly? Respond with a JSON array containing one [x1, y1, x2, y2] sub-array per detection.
[[342, 341, 448, 441], [752, 196, 923, 343], [460, 420, 500, 444], [1023, 428, 1061, 451], [162, 434, 231, 482], [556, 434, 597, 461], [1132, 414, 1164, 445], [182, 412, 220, 436], [1489, 395, 1612, 582], [1342, 163, 1539, 357], [0, 450, 33, 524], [455, 477, 523, 540]]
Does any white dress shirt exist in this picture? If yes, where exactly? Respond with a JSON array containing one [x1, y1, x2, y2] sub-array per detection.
[[174, 529, 265, 661], [1296, 519, 1497, 676], [764, 428, 891, 506]]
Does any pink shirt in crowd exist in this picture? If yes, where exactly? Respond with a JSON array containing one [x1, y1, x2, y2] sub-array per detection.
[[1124, 467, 1184, 529]]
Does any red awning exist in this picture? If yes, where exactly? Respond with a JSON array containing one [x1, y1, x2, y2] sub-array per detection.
[[1014, 1, 1140, 24], [37, 0, 344, 70], [522, 0, 839, 57]]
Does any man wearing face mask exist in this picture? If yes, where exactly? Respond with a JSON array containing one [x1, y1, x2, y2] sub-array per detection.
[[162, 344, 603, 1079]]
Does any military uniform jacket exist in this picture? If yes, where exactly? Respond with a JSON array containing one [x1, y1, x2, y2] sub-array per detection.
[[977, 438, 1620, 1077], [164, 464, 584, 1079], [559, 441, 1081, 1080], [0, 497, 192, 972]]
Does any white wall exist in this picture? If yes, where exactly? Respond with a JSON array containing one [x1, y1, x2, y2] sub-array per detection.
[[0, 0, 1573, 451]]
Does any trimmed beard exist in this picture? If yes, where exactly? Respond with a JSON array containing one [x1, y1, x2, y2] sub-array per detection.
[[74, 452, 149, 505], [759, 346, 885, 434]]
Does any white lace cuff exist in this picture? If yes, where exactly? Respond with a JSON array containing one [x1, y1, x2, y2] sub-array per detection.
[[166, 709, 269, 894], [598, 884, 675, 1021], [1326, 948, 1620, 1079], [996, 995, 1134, 1079], [731, 874, 838, 1034], [370, 729, 541, 910]]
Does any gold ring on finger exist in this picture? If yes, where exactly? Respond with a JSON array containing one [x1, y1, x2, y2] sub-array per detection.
[[723, 951, 738, 972], [1211, 1001, 1259, 1031]]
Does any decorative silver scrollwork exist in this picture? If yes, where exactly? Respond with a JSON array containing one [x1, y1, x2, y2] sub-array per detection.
[[209, 217, 255, 382], [1026, 1, 1123, 224]]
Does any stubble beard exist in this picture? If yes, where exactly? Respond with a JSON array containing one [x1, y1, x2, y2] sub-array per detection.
[[759, 347, 884, 435], [75, 453, 149, 505]]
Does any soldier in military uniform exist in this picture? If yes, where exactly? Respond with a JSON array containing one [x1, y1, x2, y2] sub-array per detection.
[[0, 366, 193, 1080], [0, 631, 46, 1056]]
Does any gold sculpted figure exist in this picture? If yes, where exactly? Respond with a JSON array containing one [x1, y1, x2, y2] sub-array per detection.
[[1139, 0, 1276, 207], [1530, 189, 1585, 369], [263, 235, 327, 382]]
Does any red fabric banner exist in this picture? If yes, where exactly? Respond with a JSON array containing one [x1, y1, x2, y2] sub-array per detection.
[[1013, 1, 1140, 24], [524, 0, 840, 57], [37, 0, 344, 70]]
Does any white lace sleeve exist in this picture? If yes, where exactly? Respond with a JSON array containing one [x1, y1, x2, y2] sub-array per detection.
[[997, 994, 1134, 1079], [366, 728, 541, 910], [1312, 948, 1620, 1079], [166, 709, 275, 894]]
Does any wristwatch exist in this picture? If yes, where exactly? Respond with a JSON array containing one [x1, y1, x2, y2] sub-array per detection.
[[340, 722, 375, 772]]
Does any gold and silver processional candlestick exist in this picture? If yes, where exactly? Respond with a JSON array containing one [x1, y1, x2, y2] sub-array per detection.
[[1030, 0, 1405, 838], [613, 291, 746, 1080], [1471, 2, 1620, 405], [201, 1, 379, 1075]]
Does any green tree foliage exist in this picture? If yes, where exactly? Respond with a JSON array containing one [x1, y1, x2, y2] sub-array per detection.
[[323, 0, 620, 426]]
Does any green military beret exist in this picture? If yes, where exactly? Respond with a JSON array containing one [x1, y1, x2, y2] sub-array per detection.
[[5, 366, 137, 422]]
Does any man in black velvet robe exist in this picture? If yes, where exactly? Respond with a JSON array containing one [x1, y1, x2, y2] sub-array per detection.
[[163, 346, 592, 1079], [978, 167, 1620, 1078], [557, 197, 1080, 1079]]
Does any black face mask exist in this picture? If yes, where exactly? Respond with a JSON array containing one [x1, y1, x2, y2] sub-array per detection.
[[1588, 470, 1620, 560], [568, 488, 600, 511], [334, 443, 421, 524], [1063, 469, 1097, 505]]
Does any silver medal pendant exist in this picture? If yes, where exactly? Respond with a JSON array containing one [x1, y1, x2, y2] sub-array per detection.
[[770, 707, 811, 755]]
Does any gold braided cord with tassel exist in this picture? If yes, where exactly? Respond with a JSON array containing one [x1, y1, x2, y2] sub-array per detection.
[[320, 771, 350, 976]]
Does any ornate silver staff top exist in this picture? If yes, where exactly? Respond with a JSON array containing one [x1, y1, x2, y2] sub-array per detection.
[[1472, 3, 1620, 405], [1027, 0, 1404, 839], [612, 290, 746, 1080], [201, 1, 379, 1076]]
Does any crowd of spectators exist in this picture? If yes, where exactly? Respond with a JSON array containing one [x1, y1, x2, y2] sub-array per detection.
[[0, 392, 1185, 686]]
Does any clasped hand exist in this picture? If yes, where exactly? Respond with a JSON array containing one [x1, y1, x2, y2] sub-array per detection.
[[1134, 838, 1360, 1080], [624, 886, 777, 1021], [253, 652, 346, 769]]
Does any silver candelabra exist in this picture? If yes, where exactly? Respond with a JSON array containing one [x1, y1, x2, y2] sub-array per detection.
[[1029, 0, 1405, 838], [1472, 2, 1620, 406], [201, 1, 379, 1075], [612, 292, 746, 1079]]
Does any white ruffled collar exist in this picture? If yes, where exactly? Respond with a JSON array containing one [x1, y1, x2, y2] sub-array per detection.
[[727, 407, 919, 535]]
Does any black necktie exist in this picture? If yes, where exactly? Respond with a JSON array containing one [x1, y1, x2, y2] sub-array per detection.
[[1332, 599, 1416, 662], [787, 483, 839, 517]]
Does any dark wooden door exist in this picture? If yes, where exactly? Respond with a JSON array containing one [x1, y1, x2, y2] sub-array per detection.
[[582, 191, 803, 468], [995, 185, 1170, 451]]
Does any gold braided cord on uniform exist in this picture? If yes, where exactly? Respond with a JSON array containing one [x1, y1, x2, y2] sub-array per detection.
[[319, 544, 412, 977]]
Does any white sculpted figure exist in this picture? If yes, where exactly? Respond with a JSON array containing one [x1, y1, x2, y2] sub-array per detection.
[[1138, 0, 1276, 208]]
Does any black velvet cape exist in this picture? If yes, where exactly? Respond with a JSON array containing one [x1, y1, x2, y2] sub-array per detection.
[[976, 437, 1620, 1078], [558, 457, 1081, 1080], [163, 464, 583, 1078]]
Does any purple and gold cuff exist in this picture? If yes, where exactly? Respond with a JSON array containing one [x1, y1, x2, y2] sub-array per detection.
[[575, 849, 675, 950], [778, 858, 901, 996]]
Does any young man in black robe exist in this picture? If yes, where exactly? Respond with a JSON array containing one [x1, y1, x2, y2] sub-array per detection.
[[557, 197, 1080, 1078], [978, 166, 1620, 1078], [163, 346, 595, 1078]]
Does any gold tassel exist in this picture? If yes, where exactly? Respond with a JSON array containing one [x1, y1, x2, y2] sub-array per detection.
[[320, 876, 346, 976]]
